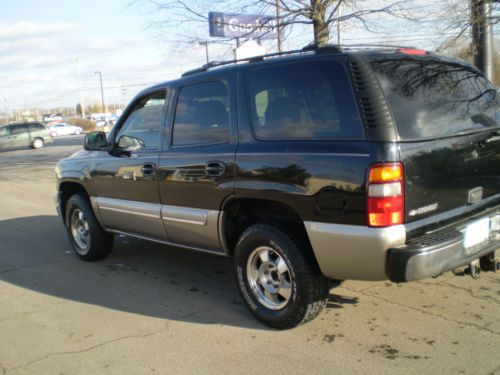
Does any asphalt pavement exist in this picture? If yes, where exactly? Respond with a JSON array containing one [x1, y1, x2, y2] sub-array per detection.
[[0, 135, 498, 375]]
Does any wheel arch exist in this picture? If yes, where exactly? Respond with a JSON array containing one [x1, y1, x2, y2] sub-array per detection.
[[58, 179, 92, 223], [220, 197, 316, 261]]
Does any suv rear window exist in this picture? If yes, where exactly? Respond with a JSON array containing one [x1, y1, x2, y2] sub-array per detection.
[[247, 60, 364, 140], [368, 54, 500, 140]]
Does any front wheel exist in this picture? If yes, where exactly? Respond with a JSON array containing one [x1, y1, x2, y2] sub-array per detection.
[[234, 224, 329, 329], [65, 194, 113, 261]]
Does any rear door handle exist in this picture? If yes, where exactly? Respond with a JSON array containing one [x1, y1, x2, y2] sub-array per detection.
[[205, 161, 226, 177], [141, 162, 157, 176]]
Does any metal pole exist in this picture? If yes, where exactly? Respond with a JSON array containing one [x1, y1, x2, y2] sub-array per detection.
[[204, 41, 209, 63], [76, 58, 85, 118], [472, 0, 495, 81], [337, 2, 342, 45], [94, 71, 106, 115], [276, 0, 282, 52]]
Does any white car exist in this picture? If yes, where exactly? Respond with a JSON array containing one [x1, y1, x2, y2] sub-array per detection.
[[49, 123, 83, 136]]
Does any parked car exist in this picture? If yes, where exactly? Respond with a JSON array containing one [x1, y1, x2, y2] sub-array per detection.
[[49, 122, 83, 137], [55, 44, 500, 329], [0, 122, 53, 149]]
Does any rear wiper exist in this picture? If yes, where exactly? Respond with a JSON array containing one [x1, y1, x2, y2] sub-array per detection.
[[471, 113, 498, 128]]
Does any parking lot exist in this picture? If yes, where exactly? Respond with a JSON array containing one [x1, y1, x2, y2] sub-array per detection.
[[0, 137, 498, 375]]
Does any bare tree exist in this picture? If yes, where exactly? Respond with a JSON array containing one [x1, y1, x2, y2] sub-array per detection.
[[136, 0, 417, 47]]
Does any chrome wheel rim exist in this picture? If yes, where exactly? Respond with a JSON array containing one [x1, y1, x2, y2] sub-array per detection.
[[33, 139, 43, 148], [246, 246, 292, 310], [70, 209, 90, 253]]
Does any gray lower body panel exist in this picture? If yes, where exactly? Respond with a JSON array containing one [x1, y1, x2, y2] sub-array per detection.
[[304, 222, 406, 281], [92, 197, 223, 253]]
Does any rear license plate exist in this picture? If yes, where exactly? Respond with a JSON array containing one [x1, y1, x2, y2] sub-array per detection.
[[463, 218, 490, 251]]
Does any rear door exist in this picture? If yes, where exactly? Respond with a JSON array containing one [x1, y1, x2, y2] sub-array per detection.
[[158, 73, 237, 253], [9, 124, 31, 147], [367, 53, 500, 222]]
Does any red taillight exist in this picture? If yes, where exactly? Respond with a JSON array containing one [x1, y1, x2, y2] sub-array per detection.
[[397, 48, 427, 56], [367, 162, 404, 227]]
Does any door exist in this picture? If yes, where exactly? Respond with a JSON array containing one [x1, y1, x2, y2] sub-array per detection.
[[158, 76, 237, 252], [9, 124, 30, 147], [92, 90, 168, 240]]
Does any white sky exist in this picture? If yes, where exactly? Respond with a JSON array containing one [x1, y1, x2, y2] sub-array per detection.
[[0, 0, 493, 114]]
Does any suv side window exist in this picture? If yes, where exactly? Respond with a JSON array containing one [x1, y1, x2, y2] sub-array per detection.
[[247, 60, 363, 140], [10, 124, 30, 135], [171, 81, 230, 147], [115, 91, 166, 150]]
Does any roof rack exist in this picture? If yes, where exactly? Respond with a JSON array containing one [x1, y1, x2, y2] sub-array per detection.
[[181, 42, 420, 77], [182, 43, 343, 77]]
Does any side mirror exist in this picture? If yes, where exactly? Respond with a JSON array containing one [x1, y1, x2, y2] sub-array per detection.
[[83, 131, 108, 151]]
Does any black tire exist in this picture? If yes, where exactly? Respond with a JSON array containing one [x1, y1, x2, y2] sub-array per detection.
[[65, 194, 113, 261], [234, 223, 329, 329], [31, 138, 44, 149]]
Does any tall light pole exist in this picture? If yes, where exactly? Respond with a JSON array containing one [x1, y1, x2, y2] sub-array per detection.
[[94, 71, 106, 115], [76, 58, 85, 118]]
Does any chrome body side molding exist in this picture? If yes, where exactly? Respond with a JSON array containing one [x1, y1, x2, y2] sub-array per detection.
[[95, 197, 167, 240], [161, 205, 208, 226], [161, 205, 221, 251], [93, 197, 224, 253]]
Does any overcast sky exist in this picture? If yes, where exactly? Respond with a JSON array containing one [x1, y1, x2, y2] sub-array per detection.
[[0, 0, 484, 114]]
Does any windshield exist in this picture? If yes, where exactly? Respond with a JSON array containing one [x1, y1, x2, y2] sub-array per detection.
[[367, 54, 500, 140]]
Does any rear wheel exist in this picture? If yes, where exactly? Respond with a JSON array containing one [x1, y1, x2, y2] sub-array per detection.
[[65, 194, 113, 261], [234, 223, 329, 329], [31, 138, 44, 149]]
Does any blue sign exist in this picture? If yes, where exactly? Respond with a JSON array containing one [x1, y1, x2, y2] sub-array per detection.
[[209, 12, 277, 39]]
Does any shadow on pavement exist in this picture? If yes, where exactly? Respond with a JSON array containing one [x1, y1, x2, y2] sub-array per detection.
[[0, 215, 359, 330]]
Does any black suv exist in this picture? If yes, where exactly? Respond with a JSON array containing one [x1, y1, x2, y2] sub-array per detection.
[[55, 45, 500, 329]]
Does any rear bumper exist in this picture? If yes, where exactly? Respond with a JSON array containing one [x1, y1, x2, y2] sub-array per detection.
[[388, 211, 500, 282], [305, 208, 500, 282]]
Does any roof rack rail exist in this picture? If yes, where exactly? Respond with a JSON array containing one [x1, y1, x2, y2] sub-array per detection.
[[181, 43, 343, 77], [181, 42, 421, 77]]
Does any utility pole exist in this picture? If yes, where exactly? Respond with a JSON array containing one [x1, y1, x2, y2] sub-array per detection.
[[94, 71, 107, 115], [76, 58, 85, 118], [275, 0, 282, 52], [471, 0, 495, 81]]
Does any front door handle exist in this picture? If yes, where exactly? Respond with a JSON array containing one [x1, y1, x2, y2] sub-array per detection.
[[141, 163, 157, 176], [205, 161, 226, 177]]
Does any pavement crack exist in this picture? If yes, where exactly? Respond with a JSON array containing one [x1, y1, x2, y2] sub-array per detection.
[[8, 330, 163, 372], [418, 280, 500, 305], [344, 286, 500, 337]]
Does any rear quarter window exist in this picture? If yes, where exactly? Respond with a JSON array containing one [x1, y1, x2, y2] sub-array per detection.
[[247, 59, 364, 140]]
